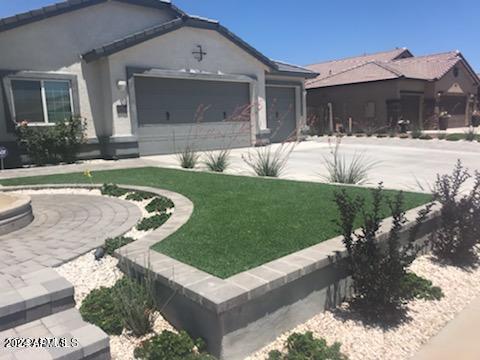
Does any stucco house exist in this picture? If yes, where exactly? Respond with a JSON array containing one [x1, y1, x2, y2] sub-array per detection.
[[306, 48, 480, 133], [0, 0, 316, 166]]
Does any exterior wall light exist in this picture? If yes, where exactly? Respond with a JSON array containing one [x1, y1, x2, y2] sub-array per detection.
[[117, 80, 127, 91]]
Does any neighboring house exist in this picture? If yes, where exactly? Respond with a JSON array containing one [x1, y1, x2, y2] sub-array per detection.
[[306, 48, 480, 132], [0, 0, 316, 166]]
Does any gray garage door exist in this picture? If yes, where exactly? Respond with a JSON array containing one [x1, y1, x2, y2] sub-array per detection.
[[135, 77, 252, 155], [266, 86, 296, 143]]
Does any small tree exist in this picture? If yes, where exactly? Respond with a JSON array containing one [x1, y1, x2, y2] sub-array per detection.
[[430, 160, 480, 265], [334, 185, 433, 319]]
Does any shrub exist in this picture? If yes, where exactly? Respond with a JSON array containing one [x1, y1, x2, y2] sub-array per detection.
[[80, 286, 124, 335], [267, 332, 347, 360], [104, 236, 135, 256], [445, 133, 463, 141], [322, 137, 378, 185], [146, 196, 175, 214], [399, 134, 410, 139], [15, 117, 86, 166], [430, 161, 480, 264], [411, 128, 423, 139], [437, 133, 447, 140], [177, 146, 200, 169], [137, 213, 171, 231], [464, 128, 478, 142], [419, 134, 433, 140], [399, 273, 444, 301], [134, 330, 216, 360], [334, 185, 434, 318], [242, 143, 295, 177], [203, 150, 231, 173], [101, 184, 129, 197], [355, 133, 365, 138], [126, 191, 155, 201], [113, 277, 155, 337], [376, 133, 388, 138]]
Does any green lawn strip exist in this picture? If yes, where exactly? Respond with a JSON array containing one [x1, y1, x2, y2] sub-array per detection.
[[0, 167, 431, 278]]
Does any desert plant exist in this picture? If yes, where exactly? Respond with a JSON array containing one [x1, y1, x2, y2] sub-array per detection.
[[419, 134, 433, 140], [101, 184, 129, 197], [334, 185, 434, 318], [437, 133, 447, 140], [134, 330, 215, 360], [146, 196, 174, 213], [203, 149, 231, 172], [113, 277, 156, 337], [126, 191, 155, 201], [80, 286, 124, 335], [399, 272, 444, 301], [137, 213, 171, 231], [267, 332, 347, 360], [399, 134, 410, 139], [177, 146, 200, 169], [104, 236, 135, 256], [242, 143, 295, 177], [464, 127, 478, 142], [430, 161, 480, 264], [15, 117, 86, 166], [411, 128, 423, 139], [322, 137, 378, 185]]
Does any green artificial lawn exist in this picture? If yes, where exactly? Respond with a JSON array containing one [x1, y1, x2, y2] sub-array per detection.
[[445, 133, 480, 142], [1, 168, 431, 278]]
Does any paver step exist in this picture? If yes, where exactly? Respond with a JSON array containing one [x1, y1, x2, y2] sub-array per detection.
[[0, 269, 74, 331], [0, 308, 110, 360]]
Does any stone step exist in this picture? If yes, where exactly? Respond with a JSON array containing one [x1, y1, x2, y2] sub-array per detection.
[[0, 308, 110, 360], [0, 269, 75, 331]]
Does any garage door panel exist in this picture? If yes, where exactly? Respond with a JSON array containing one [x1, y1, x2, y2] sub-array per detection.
[[137, 122, 251, 156], [266, 86, 297, 143], [135, 77, 250, 125]]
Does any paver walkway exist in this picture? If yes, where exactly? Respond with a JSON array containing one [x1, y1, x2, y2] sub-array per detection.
[[0, 194, 141, 292]]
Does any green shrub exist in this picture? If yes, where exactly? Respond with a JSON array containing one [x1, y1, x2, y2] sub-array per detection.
[[104, 236, 135, 255], [464, 128, 478, 142], [411, 128, 423, 139], [137, 213, 171, 231], [80, 286, 123, 335], [267, 332, 347, 360], [15, 117, 86, 166], [376, 133, 388, 138], [334, 185, 434, 319], [445, 133, 463, 141], [204, 150, 231, 172], [114, 277, 155, 337], [400, 273, 444, 301], [242, 143, 295, 178], [177, 146, 200, 169], [430, 161, 480, 265], [437, 133, 447, 140], [322, 137, 378, 185], [101, 184, 129, 197], [134, 330, 216, 360], [419, 134, 433, 140], [355, 133, 365, 138], [399, 134, 410, 139], [146, 197, 174, 213], [126, 191, 155, 201]]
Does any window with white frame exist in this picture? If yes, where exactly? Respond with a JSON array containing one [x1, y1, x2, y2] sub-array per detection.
[[10, 79, 73, 124]]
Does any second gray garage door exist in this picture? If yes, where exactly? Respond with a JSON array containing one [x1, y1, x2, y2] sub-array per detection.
[[135, 77, 252, 155], [266, 86, 297, 143]]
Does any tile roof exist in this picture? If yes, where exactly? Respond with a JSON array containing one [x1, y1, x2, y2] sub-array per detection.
[[271, 60, 318, 78], [306, 49, 479, 89]]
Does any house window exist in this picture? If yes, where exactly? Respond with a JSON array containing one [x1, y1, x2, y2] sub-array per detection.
[[365, 101, 376, 118], [11, 79, 73, 124]]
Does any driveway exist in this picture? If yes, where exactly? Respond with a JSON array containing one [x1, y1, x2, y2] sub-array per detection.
[[143, 137, 480, 191]]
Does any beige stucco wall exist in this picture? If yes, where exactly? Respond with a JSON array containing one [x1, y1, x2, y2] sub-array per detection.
[[107, 26, 271, 139], [0, 1, 175, 141]]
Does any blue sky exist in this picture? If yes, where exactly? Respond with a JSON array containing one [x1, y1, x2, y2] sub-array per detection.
[[1, 0, 479, 70]]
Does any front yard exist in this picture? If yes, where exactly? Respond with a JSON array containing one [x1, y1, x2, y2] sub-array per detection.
[[0, 167, 431, 278]]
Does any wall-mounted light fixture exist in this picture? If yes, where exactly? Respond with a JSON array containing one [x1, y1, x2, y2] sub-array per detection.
[[117, 80, 127, 91]]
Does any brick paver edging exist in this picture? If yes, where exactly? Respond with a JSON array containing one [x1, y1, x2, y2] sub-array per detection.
[[1, 184, 440, 360]]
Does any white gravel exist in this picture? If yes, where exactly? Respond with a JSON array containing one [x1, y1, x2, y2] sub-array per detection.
[[246, 250, 480, 360]]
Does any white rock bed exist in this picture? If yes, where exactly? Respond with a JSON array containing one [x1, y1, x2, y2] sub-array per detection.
[[247, 251, 480, 360]]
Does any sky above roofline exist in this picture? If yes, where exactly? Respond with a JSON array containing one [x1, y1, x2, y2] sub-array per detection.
[[1, 0, 479, 71]]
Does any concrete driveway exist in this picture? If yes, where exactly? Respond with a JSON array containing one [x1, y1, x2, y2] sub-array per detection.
[[143, 137, 480, 191]]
